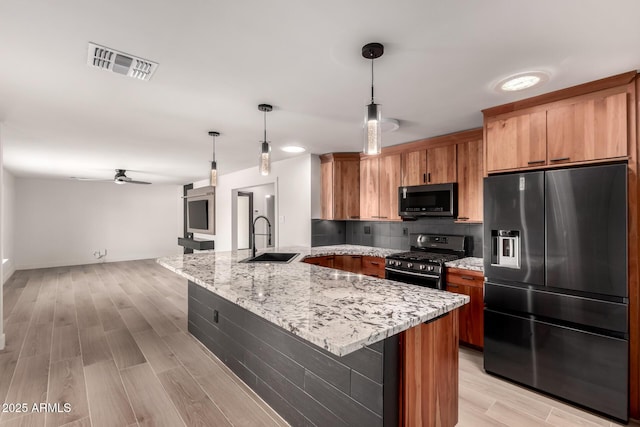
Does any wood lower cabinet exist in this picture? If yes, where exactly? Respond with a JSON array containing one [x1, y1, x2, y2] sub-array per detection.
[[446, 267, 484, 348], [546, 91, 628, 165], [334, 255, 363, 274], [456, 138, 483, 222], [362, 256, 385, 278], [303, 255, 385, 279], [320, 153, 360, 220], [303, 255, 334, 268]]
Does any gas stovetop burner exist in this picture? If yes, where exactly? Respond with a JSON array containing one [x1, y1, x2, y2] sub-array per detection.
[[389, 251, 460, 264]]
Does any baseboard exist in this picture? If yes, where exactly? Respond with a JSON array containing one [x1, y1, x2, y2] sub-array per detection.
[[15, 251, 181, 270], [2, 261, 15, 285]]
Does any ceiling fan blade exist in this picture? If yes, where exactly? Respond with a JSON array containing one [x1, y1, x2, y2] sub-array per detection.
[[70, 177, 112, 182], [125, 180, 152, 185]]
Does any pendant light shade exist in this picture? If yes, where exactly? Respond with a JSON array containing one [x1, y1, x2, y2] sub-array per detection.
[[364, 102, 381, 155], [258, 104, 273, 176], [260, 141, 271, 176], [208, 131, 220, 186], [362, 43, 384, 155]]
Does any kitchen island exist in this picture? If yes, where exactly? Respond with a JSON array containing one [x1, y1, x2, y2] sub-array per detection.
[[158, 245, 469, 427]]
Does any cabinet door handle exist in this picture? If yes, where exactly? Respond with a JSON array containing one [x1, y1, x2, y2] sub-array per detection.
[[351, 256, 361, 259], [370, 262, 380, 266], [527, 160, 545, 165], [349, 216, 360, 219], [457, 217, 469, 221], [461, 276, 475, 281], [423, 173, 426, 183], [447, 284, 459, 288], [550, 157, 570, 162], [427, 172, 431, 183], [379, 216, 388, 219]]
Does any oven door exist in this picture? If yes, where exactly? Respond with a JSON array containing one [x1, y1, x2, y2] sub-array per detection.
[[385, 267, 444, 290]]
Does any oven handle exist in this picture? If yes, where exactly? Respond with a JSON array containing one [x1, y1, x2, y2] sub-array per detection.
[[385, 268, 440, 279]]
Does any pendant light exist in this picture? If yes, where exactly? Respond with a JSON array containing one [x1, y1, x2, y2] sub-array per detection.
[[258, 104, 273, 176], [362, 42, 384, 155], [208, 131, 220, 186]]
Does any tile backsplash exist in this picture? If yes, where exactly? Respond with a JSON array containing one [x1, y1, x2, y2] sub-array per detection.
[[311, 220, 347, 246], [312, 218, 483, 258]]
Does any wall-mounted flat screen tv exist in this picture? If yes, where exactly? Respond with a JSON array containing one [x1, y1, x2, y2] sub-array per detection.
[[188, 200, 208, 230], [186, 186, 215, 235]]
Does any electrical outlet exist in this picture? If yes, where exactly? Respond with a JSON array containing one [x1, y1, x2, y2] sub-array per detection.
[[364, 226, 371, 235], [213, 310, 219, 323], [403, 227, 409, 236]]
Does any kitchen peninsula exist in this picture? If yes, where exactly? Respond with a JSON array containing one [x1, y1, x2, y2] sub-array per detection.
[[158, 245, 469, 427]]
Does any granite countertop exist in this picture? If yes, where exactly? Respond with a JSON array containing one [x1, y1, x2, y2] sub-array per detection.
[[157, 245, 469, 357], [445, 257, 484, 273]]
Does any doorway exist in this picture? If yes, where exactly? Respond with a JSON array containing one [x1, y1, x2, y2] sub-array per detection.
[[233, 183, 276, 252], [236, 192, 253, 250]]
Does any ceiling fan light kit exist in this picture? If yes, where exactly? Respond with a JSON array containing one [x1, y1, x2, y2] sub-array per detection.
[[258, 103, 273, 176], [362, 42, 384, 156]]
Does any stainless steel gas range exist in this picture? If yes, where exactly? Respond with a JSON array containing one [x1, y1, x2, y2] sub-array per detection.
[[385, 234, 467, 290]]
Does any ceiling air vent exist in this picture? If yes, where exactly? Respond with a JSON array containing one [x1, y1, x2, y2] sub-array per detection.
[[87, 42, 158, 81]]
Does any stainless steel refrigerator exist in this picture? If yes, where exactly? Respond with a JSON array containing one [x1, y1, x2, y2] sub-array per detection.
[[483, 163, 628, 422]]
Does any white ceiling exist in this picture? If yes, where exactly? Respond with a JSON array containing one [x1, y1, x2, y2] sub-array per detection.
[[1, 0, 639, 184]]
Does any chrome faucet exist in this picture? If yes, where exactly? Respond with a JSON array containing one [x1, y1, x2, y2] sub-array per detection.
[[252, 215, 272, 258]]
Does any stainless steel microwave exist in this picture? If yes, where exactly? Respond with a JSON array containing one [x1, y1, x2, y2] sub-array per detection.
[[398, 183, 457, 218]]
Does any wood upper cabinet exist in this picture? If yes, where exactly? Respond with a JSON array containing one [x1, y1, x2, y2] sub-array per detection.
[[320, 161, 333, 219], [320, 154, 360, 220], [546, 91, 628, 165], [456, 139, 483, 222], [401, 150, 427, 186], [427, 145, 457, 184], [401, 145, 457, 186], [360, 154, 401, 220], [486, 111, 547, 172], [485, 88, 630, 174], [359, 156, 380, 219], [378, 154, 402, 220]]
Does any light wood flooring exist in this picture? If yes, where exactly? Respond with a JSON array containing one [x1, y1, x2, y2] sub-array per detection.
[[0, 259, 634, 427]]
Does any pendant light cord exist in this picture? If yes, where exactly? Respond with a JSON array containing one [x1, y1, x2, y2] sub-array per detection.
[[263, 110, 267, 142], [211, 134, 215, 162], [370, 58, 375, 103]]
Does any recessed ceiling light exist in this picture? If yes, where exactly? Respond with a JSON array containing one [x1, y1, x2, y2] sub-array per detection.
[[497, 71, 549, 92], [281, 145, 306, 153]]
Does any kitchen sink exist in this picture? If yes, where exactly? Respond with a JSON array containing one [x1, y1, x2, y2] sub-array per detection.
[[241, 253, 299, 263]]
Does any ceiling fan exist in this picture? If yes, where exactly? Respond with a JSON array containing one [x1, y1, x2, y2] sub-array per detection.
[[71, 169, 151, 185], [113, 169, 151, 185]]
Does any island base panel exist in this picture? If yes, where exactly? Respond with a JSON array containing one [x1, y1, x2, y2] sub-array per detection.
[[188, 281, 459, 427], [401, 310, 459, 427], [187, 281, 398, 427]]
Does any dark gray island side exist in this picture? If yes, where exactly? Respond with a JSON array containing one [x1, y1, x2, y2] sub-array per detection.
[[158, 246, 468, 427]]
